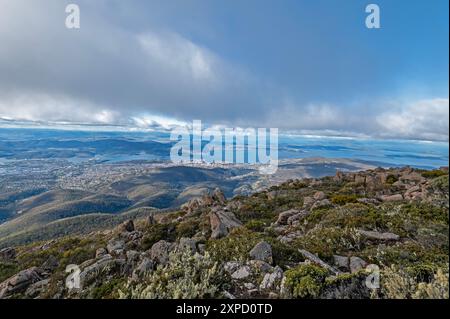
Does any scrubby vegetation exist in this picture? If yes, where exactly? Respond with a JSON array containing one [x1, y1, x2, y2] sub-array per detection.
[[0, 166, 448, 299]]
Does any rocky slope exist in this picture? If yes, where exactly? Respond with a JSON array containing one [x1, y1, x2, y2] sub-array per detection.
[[0, 166, 448, 299]]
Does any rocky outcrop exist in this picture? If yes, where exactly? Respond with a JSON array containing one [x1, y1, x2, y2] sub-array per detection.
[[118, 220, 135, 233], [0, 267, 45, 299], [299, 249, 339, 275], [0, 247, 16, 262], [79, 255, 125, 289], [209, 208, 242, 239], [358, 229, 400, 241]]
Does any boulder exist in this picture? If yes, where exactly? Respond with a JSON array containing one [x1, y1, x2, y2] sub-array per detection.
[[247, 260, 274, 273], [0, 267, 44, 299], [231, 266, 251, 280], [106, 239, 125, 256], [275, 209, 299, 225], [210, 208, 242, 239], [132, 257, 154, 280], [150, 240, 174, 265], [224, 261, 241, 274], [349, 257, 368, 273], [302, 196, 315, 208], [333, 255, 349, 270], [358, 229, 400, 241], [249, 241, 273, 264], [286, 210, 310, 225], [118, 220, 135, 233], [311, 199, 332, 210], [212, 188, 226, 205], [381, 194, 403, 202], [178, 237, 197, 253], [126, 250, 140, 263], [24, 279, 50, 299], [79, 255, 125, 289], [298, 249, 339, 275], [41, 255, 59, 272], [260, 267, 283, 290], [0, 247, 16, 262], [313, 191, 326, 201]]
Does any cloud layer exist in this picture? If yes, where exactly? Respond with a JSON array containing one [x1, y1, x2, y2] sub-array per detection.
[[0, 0, 448, 141]]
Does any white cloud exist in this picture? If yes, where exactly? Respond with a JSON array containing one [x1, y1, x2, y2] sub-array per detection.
[[376, 98, 449, 141]]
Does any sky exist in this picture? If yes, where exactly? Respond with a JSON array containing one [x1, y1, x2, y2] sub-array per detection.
[[0, 0, 448, 141]]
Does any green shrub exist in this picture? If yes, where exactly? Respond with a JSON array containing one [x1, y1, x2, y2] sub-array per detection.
[[205, 228, 262, 263], [90, 278, 125, 299], [120, 249, 225, 299], [266, 239, 304, 268], [330, 194, 359, 205], [284, 264, 328, 298], [0, 262, 18, 282], [175, 219, 199, 238], [141, 224, 175, 250], [421, 170, 447, 179], [380, 265, 449, 299], [386, 174, 399, 184], [245, 220, 267, 232]]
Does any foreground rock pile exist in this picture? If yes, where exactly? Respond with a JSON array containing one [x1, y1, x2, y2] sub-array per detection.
[[0, 167, 448, 299]]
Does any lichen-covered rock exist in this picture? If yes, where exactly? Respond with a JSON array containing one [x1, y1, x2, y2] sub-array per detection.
[[349, 257, 368, 273], [275, 209, 299, 225], [0, 267, 44, 299], [150, 240, 174, 265], [106, 239, 125, 256], [358, 229, 400, 241], [209, 208, 242, 239], [249, 241, 273, 264], [231, 266, 251, 280], [260, 266, 283, 291]]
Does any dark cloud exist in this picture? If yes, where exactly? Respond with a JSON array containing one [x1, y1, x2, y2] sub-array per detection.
[[0, 0, 448, 141]]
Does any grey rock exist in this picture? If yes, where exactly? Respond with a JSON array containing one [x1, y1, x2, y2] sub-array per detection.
[[333, 255, 349, 270], [248, 260, 274, 273], [299, 249, 339, 275], [358, 229, 400, 241], [224, 261, 241, 274], [0, 267, 44, 299], [231, 266, 251, 280], [349, 257, 368, 273], [311, 199, 332, 210], [210, 209, 242, 239], [287, 210, 310, 225], [79, 256, 125, 289], [150, 240, 174, 265], [119, 220, 135, 233], [260, 267, 283, 290], [381, 194, 403, 202], [275, 209, 299, 225], [106, 239, 125, 256], [249, 241, 273, 264], [24, 279, 50, 299], [178, 237, 197, 253], [313, 191, 326, 200], [0, 247, 16, 262], [132, 257, 154, 280], [41, 255, 59, 272], [126, 250, 140, 263]]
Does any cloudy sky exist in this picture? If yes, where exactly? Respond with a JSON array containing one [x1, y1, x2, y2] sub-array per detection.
[[0, 0, 448, 141]]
